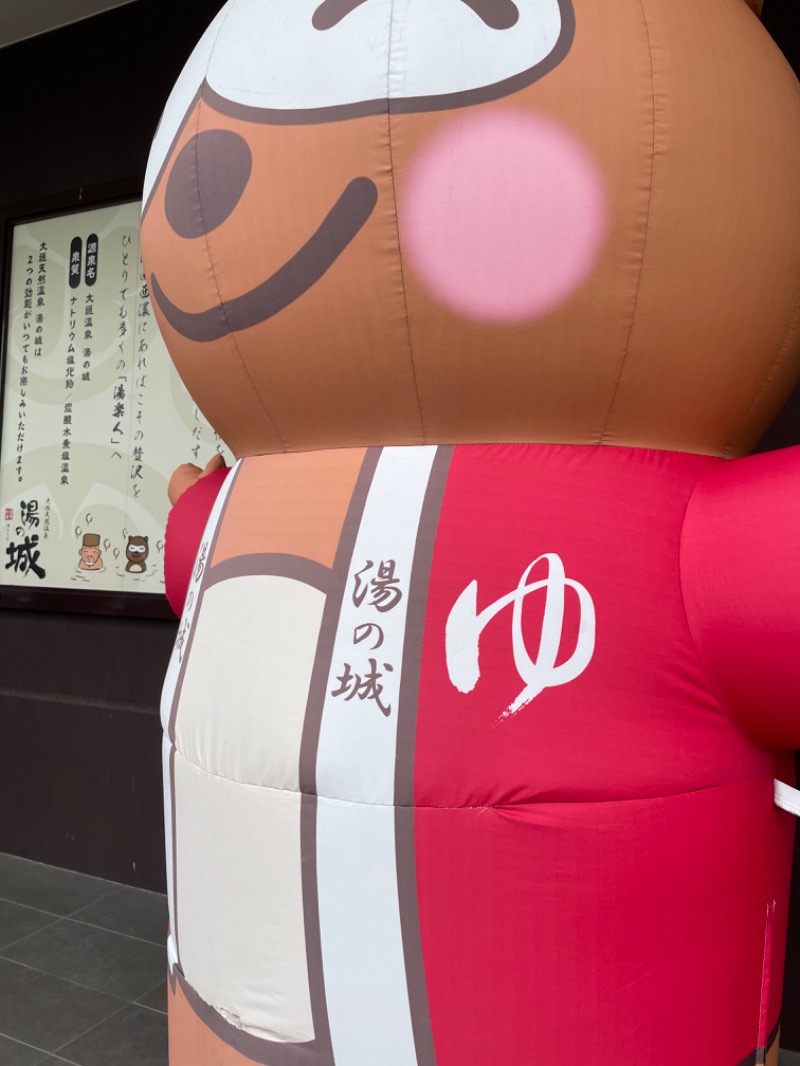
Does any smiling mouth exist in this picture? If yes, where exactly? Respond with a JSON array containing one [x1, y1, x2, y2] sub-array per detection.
[[150, 176, 378, 343]]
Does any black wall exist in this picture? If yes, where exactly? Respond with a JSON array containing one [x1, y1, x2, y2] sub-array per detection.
[[0, 0, 799, 1048], [0, 0, 223, 892], [0, 1, 222, 209]]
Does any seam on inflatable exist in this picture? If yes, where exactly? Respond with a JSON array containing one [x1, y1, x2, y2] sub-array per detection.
[[754, 805, 780, 1057], [167, 462, 241, 965], [597, 0, 657, 446], [387, 0, 426, 445], [758, 913, 772, 1053], [167, 461, 242, 743], [171, 747, 769, 809], [676, 466, 731, 717], [194, 95, 288, 453]]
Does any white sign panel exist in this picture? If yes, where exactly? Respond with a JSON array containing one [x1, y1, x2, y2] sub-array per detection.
[[0, 199, 232, 597]]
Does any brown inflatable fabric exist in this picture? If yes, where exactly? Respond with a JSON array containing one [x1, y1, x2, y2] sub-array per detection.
[[141, 0, 800, 461]]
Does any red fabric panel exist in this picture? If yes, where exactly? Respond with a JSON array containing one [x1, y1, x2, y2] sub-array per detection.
[[415, 776, 777, 1066], [164, 468, 229, 615], [412, 444, 787, 1063], [415, 444, 772, 808], [682, 446, 800, 751], [765, 754, 797, 1041]]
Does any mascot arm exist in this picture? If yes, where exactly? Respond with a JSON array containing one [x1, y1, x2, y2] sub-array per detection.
[[164, 465, 229, 615], [682, 445, 800, 751]]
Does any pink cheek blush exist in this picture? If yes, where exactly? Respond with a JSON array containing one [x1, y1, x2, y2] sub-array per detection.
[[399, 109, 608, 324]]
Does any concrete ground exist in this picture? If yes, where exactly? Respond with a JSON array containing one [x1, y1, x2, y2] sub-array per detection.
[[0, 853, 166, 1065]]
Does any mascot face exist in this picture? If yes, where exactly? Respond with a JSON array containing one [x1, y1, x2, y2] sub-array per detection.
[[142, 0, 800, 458]]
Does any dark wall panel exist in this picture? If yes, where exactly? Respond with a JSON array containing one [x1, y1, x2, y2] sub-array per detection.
[[0, 608, 174, 709], [0, 608, 176, 891], [0, 1, 223, 208], [0, 0, 221, 892], [0, 695, 164, 888], [762, 0, 799, 77], [786, 830, 800, 1049]]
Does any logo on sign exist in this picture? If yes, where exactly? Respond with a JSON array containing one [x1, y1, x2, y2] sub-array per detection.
[[445, 553, 596, 717]]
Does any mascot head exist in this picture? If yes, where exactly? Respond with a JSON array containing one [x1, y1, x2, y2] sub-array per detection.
[[142, 0, 800, 458]]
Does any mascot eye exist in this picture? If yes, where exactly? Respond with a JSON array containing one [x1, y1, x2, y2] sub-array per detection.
[[164, 129, 252, 240], [186, 0, 566, 116], [312, 0, 370, 29], [456, 0, 520, 29]]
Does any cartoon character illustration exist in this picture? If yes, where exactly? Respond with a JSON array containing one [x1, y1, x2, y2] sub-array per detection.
[[77, 533, 103, 572], [142, 2, 800, 1065], [124, 535, 149, 573]]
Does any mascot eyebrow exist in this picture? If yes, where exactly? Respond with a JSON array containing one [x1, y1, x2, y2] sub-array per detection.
[[313, 0, 520, 31]]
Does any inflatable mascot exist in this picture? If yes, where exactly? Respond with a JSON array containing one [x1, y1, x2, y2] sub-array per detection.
[[141, 0, 800, 1063]]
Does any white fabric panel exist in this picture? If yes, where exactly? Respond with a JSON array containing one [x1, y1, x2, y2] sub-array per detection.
[[174, 750, 313, 1042], [167, 930, 179, 974], [316, 446, 437, 1066], [389, 0, 562, 100], [317, 795, 417, 1066], [204, 0, 563, 111], [775, 779, 800, 817], [316, 445, 437, 805], [161, 460, 240, 732], [175, 575, 325, 789], [162, 734, 175, 958]]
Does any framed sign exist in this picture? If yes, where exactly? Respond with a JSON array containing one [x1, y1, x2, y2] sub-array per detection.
[[0, 190, 232, 617]]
